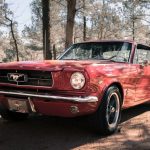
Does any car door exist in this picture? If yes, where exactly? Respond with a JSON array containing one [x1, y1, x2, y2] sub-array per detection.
[[133, 45, 150, 101]]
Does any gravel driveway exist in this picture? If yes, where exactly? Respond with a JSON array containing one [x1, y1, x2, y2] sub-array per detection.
[[0, 104, 150, 150]]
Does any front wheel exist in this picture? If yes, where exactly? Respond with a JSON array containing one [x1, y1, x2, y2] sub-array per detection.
[[93, 86, 122, 135]]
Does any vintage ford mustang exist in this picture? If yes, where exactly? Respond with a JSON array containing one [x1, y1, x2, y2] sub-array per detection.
[[0, 40, 150, 135]]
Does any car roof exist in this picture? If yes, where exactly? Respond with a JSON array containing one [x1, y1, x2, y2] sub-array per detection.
[[75, 39, 134, 44], [137, 43, 150, 50], [75, 40, 150, 49]]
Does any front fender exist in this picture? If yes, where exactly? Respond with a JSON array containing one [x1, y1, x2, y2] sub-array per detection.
[[89, 75, 124, 110]]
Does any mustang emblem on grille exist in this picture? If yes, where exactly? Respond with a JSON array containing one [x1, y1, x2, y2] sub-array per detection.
[[7, 73, 27, 82]]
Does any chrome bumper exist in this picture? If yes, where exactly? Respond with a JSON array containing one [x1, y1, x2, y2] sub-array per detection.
[[0, 91, 98, 103]]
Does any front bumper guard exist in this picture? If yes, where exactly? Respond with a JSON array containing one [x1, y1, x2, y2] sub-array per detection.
[[0, 91, 98, 103]]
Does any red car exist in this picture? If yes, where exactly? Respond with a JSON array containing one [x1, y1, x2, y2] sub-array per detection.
[[0, 40, 150, 135]]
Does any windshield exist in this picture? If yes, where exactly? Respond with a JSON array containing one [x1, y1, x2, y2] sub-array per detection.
[[59, 42, 132, 62]]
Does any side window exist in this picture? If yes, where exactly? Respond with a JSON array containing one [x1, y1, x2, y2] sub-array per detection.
[[133, 48, 150, 64]]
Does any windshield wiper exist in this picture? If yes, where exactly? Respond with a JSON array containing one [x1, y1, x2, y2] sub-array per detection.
[[106, 55, 117, 60]]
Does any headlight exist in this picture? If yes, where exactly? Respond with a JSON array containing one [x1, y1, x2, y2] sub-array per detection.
[[70, 72, 85, 89]]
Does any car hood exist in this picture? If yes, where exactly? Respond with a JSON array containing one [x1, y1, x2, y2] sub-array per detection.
[[0, 60, 121, 71], [0, 60, 130, 75]]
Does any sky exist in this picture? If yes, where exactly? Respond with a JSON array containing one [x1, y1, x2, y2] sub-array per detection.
[[5, 0, 32, 32]]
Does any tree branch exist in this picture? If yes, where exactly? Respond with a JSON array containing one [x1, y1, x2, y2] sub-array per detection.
[[0, 21, 9, 26], [4, 10, 19, 61]]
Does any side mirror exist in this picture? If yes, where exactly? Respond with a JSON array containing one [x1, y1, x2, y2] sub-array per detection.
[[139, 60, 149, 66]]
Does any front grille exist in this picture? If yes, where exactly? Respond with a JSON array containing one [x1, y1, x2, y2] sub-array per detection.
[[0, 70, 53, 87]]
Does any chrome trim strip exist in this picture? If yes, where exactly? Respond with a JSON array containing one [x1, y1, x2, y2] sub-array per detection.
[[0, 91, 98, 103]]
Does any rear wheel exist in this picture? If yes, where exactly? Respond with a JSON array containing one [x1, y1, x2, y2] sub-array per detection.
[[0, 104, 28, 121], [93, 86, 122, 135]]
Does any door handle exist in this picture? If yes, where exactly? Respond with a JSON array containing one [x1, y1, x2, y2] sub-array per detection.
[[138, 70, 144, 75]]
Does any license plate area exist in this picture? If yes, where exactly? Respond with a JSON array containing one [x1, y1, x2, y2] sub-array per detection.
[[8, 98, 29, 113]]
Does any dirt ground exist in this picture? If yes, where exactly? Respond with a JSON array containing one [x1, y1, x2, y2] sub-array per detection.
[[0, 104, 150, 150]]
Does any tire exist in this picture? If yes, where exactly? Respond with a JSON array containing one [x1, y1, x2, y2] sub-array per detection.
[[0, 104, 28, 121], [93, 86, 122, 135]]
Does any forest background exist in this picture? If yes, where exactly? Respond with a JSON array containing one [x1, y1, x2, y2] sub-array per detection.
[[0, 0, 150, 62]]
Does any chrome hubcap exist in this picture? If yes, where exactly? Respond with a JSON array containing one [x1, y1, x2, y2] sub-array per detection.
[[110, 106, 115, 113]]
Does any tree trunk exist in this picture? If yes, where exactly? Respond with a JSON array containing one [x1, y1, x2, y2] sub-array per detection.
[[4, 12, 19, 61], [132, 19, 135, 40], [83, 16, 86, 41], [83, 0, 86, 41], [10, 20, 19, 61], [42, 0, 52, 60], [53, 44, 56, 60], [65, 0, 76, 49]]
